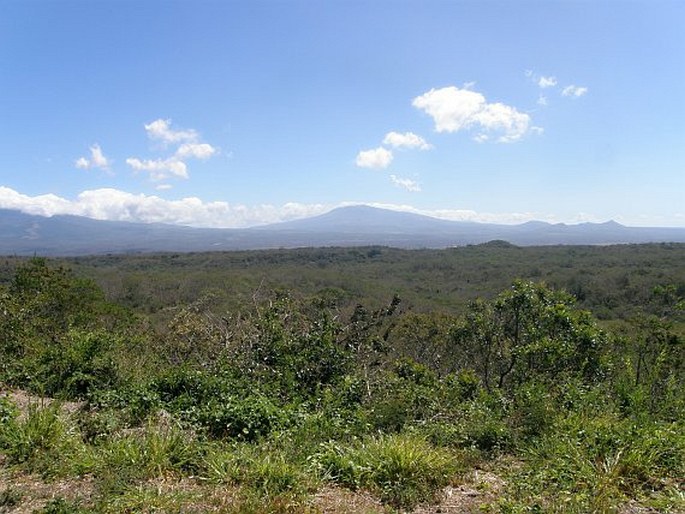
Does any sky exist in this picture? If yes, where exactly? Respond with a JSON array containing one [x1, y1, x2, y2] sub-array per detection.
[[0, 0, 684, 228]]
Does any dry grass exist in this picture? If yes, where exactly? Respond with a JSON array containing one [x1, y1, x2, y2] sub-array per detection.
[[0, 389, 84, 421], [0, 468, 95, 513], [312, 486, 391, 513]]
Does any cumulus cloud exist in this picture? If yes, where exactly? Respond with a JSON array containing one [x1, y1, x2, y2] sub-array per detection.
[[537, 76, 557, 88], [175, 143, 216, 160], [126, 158, 188, 181], [562, 85, 588, 97], [144, 119, 198, 144], [75, 144, 110, 171], [127, 119, 217, 182], [390, 175, 421, 192], [0, 186, 73, 216], [355, 147, 393, 169], [383, 131, 432, 150], [537, 95, 548, 107], [412, 86, 532, 143], [472, 102, 532, 143], [412, 87, 485, 133]]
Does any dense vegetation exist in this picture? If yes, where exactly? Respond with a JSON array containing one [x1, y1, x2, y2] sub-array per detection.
[[0, 246, 684, 513]]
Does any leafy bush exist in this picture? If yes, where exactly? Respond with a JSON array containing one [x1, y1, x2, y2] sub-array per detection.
[[0, 395, 18, 429], [194, 394, 290, 441], [34, 329, 122, 399], [508, 380, 557, 441], [145, 367, 292, 441], [451, 281, 608, 391]]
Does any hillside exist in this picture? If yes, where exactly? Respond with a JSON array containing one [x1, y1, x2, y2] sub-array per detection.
[[0, 255, 683, 512], [2, 206, 685, 255]]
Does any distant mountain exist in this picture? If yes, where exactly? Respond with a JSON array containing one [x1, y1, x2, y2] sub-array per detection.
[[261, 205, 471, 233], [1, 206, 685, 256]]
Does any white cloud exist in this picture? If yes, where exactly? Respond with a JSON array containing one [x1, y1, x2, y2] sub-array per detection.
[[75, 144, 110, 171], [175, 143, 216, 160], [412, 86, 485, 133], [383, 131, 432, 150], [127, 119, 218, 182], [537, 95, 548, 106], [562, 85, 588, 97], [390, 175, 421, 192], [0, 186, 74, 216], [355, 147, 393, 169], [144, 119, 198, 144], [472, 102, 532, 143], [537, 76, 557, 88], [412, 86, 532, 142], [126, 157, 188, 181]]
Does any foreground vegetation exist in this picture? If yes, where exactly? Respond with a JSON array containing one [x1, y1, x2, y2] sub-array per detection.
[[1, 247, 684, 512]]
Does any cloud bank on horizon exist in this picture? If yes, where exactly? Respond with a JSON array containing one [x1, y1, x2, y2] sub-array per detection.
[[0, 184, 646, 229]]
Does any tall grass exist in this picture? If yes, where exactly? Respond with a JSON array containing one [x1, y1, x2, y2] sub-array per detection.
[[0, 400, 91, 476], [500, 411, 685, 513], [313, 433, 459, 509]]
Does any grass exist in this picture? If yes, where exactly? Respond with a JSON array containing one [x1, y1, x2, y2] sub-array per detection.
[[313, 433, 460, 509], [497, 412, 685, 513], [2, 388, 683, 513], [0, 400, 90, 477]]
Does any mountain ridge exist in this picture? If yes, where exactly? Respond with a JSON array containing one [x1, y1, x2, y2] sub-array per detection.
[[1, 206, 684, 256]]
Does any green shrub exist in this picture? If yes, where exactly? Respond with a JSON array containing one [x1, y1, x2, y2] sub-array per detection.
[[35, 330, 122, 399], [194, 394, 289, 441], [89, 385, 162, 425], [509, 380, 556, 441], [0, 395, 18, 429]]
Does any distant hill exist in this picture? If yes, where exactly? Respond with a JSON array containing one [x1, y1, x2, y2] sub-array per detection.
[[1, 205, 685, 256]]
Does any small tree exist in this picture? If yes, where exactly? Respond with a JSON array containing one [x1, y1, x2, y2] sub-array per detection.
[[451, 281, 607, 390]]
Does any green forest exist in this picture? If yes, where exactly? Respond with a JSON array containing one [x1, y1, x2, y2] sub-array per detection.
[[1, 244, 684, 513]]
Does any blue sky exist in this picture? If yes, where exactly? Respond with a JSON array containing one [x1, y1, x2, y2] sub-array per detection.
[[1, 0, 683, 227]]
